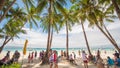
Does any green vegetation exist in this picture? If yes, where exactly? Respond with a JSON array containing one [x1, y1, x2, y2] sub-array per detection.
[[1, 63, 21, 68]]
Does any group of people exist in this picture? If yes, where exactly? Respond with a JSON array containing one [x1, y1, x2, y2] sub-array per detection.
[[1, 49, 120, 68], [28, 51, 38, 63], [27, 49, 58, 68], [69, 52, 77, 65], [0, 50, 20, 66], [112, 51, 120, 68], [48, 49, 58, 68], [93, 50, 120, 68], [66, 50, 120, 68], [96, 50, 120, 68]]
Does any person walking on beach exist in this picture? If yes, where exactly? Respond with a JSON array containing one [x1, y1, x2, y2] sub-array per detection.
[[78, 50, 81, 57], [48, 49, 53, 68], [82, 50, 88, 68], [64, 51, 66, 57], [53, 50, 58, 68], [31, 52, 34, 63], [96, 50, 105, 68], [6, 51, 10, 61], [28, 53, 31, 63], [61, 50, 64, 60], [97, 50, 100, 58], [35, 51, 37, 59]]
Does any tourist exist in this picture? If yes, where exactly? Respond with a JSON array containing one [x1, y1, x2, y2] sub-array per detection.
[[6, 51, 10, 60], [61, 50, 64, 60], [35, 51, 37, 59], [82, 50, 88, 68], [53, 50, 58, 68], [113, 54, 120, 68], [28, 53, 31, 63], [114, 50, 119, 58], [13, 50, 20, 63], [31, 52, 34, 63], [49, 49, 53, 68], [96, 55, 105, 68], [64, 51, 66, 57], [69, 54, 74, 63], [78, 50, 81, 57], [107, 56, 114, 68]]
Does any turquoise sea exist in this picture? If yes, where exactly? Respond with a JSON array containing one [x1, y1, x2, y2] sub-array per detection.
[[3, 46, 115, 53]]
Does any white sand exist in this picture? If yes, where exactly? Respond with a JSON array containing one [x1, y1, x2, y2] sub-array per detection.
[[0, 49, 115, 68]]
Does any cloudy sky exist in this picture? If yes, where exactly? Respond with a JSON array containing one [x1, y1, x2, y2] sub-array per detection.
[[1, 19, 120, 48]]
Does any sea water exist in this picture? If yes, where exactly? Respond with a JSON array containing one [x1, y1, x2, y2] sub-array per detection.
[[2, 46, 115, 57]]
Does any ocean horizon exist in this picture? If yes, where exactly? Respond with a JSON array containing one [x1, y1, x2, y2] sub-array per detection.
[[3, 45, 115, 52]]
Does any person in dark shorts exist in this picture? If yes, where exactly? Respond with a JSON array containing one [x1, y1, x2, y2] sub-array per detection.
[[82, 50, 88, 68]]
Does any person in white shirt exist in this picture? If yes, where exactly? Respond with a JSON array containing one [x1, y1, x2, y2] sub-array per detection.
[[82, 50, 88, 68]]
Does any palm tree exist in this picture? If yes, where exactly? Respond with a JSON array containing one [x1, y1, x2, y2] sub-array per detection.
[[39, 12, 62, 64], [0, 0, 16, 23], [59, 9, 74, 60], [36, 0, 67, 64], [99, 0, 120, 20], [0, 0, 5, 10], [22, 0, 35, 10], [0, 7, 27, 53], [0, 20, 26, 53], [72, 0, 120, 53], [40, 13, 62, 48], [70, 0, 93, 57], [111, 0, 120, 20], [0, 2, 40, 53], [86, 0, 120, 53]]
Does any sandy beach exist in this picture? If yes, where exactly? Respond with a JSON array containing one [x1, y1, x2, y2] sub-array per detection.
[[21, 59, 97, 68], [0, 48, 116, 68]]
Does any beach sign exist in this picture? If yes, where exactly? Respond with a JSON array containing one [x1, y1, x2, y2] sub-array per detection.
[[23, 39, 28, 55]]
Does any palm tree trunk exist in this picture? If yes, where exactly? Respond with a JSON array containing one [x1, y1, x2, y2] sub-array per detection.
[[0, 36, 12, 53], [49, 26, 53, 48], [66, 21, 69, 60], [41, 0, 52, 65], [96, 23, 120, 53], [0, 0, 5, 10], [0, 0, 16, 23], [111, 0, 120, 20], [103, 24, 116, 43], [81, 22, 92, 56], [41, 22, 51, 65]]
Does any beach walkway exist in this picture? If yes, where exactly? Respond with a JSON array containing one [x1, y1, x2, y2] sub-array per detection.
[[22, 60, 97, 68]]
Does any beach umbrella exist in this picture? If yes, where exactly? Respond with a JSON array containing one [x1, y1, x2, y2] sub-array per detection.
[[23, 39, 28, 55]]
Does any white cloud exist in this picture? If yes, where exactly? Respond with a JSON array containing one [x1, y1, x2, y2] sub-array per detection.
[[107, 21, 120, 30], [0, 19, 120, 48]]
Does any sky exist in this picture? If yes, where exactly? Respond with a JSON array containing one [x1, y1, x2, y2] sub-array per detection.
[[0, 1, 120, 48]]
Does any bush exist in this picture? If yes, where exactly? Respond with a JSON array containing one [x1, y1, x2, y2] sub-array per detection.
[[1, 63, 21, 68]]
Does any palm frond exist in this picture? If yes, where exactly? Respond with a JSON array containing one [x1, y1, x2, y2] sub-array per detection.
[[36, 0, 47, 14], [55, 1, 67, 16]]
